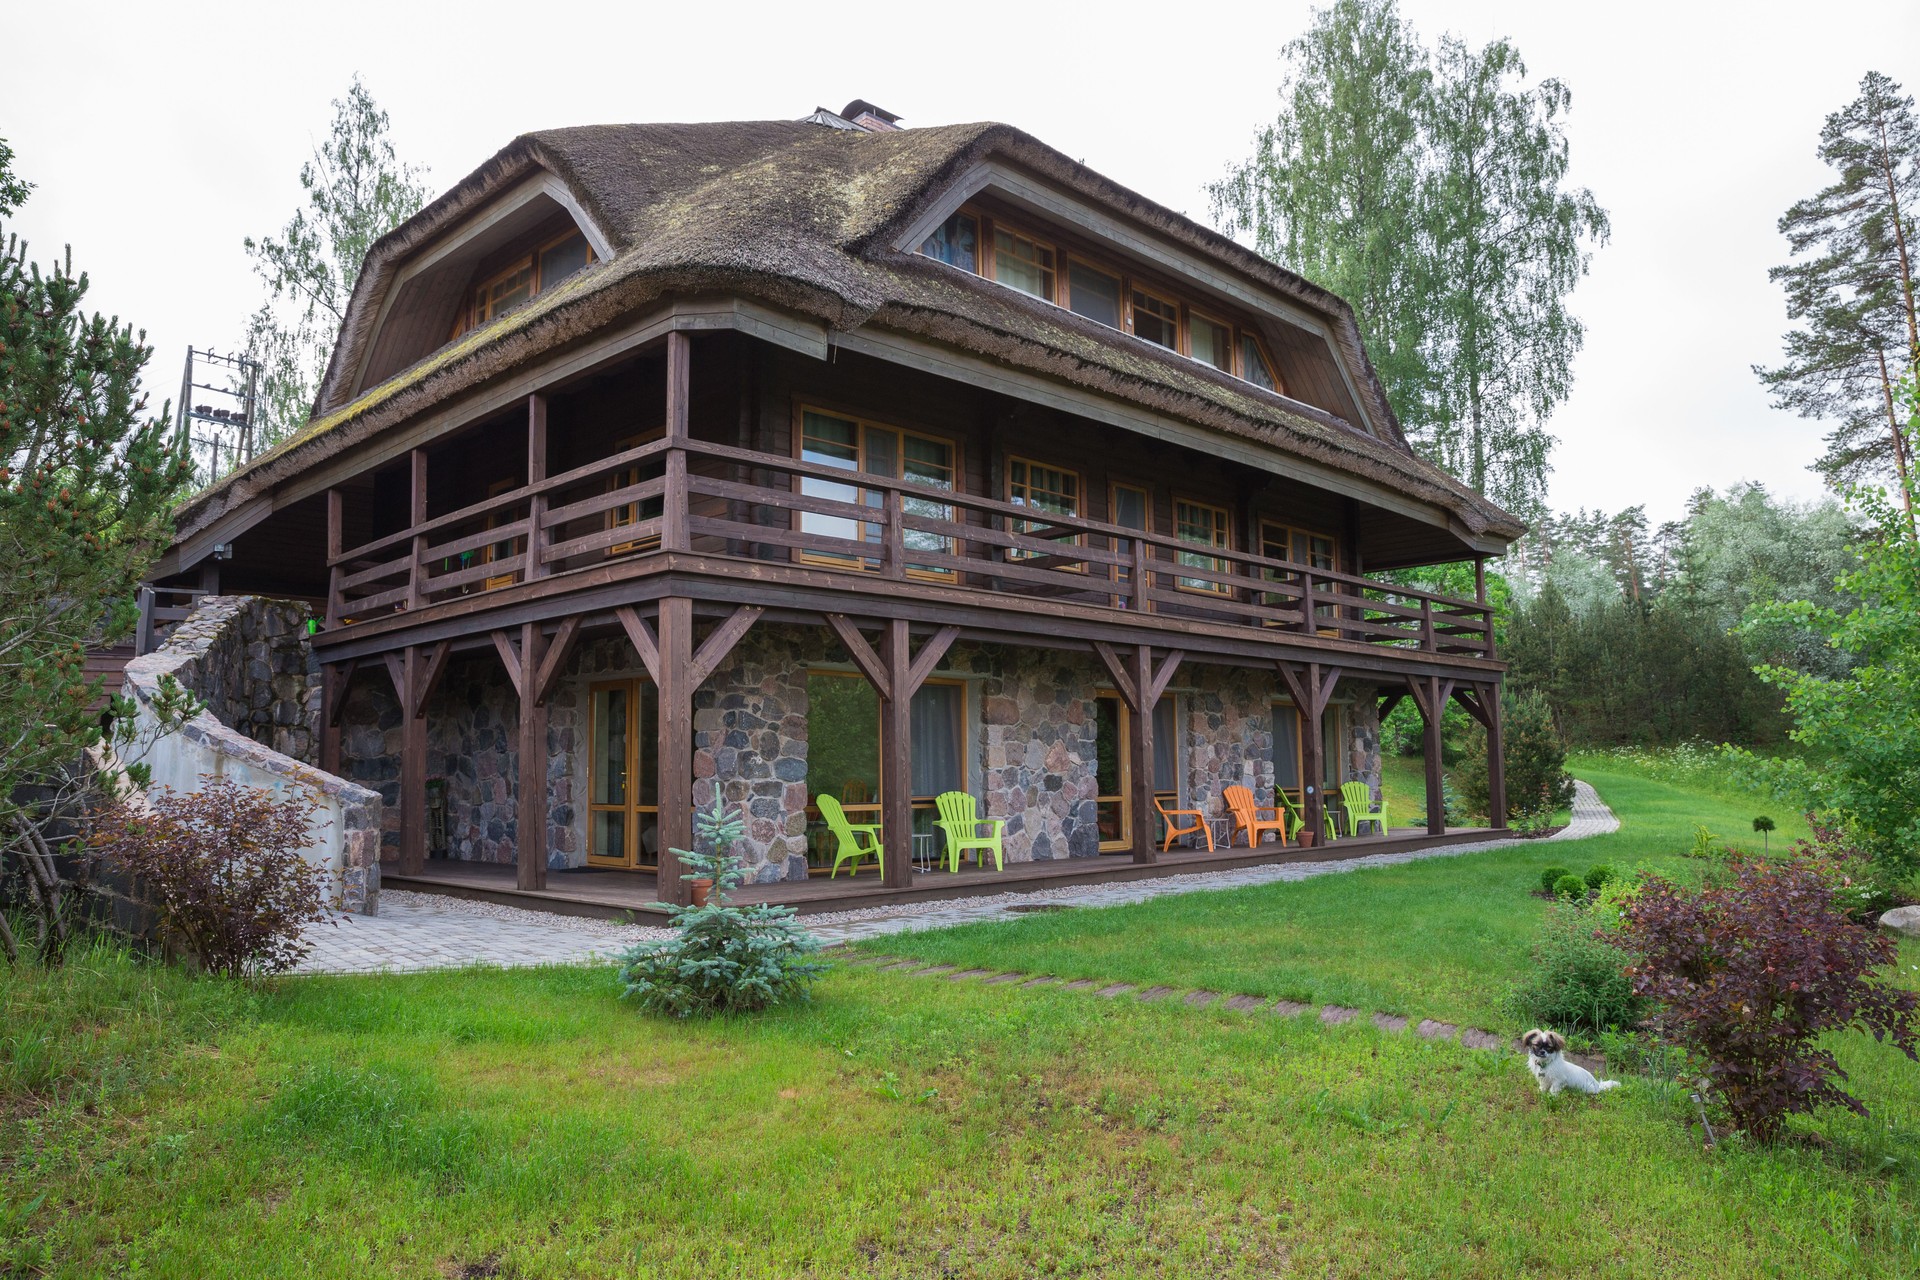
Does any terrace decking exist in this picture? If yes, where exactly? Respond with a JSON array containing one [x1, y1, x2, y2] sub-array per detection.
[[382, 824, 1501, 922]]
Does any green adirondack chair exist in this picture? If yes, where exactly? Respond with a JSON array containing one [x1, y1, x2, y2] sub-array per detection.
[[934, 791, 1006, 872], [816, 794, 882, 877], [1339, 780, 1390, 836], [1277, 788, 1338, 842]]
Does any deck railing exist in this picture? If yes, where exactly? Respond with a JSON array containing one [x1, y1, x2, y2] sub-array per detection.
[[326, 437, 1494, 658]]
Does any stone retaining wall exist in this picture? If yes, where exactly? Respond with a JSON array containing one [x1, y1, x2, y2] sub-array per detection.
[[122, 596, 383, 914]]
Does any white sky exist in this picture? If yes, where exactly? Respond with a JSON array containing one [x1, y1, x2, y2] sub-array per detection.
[[5, 0, 1916, 524]]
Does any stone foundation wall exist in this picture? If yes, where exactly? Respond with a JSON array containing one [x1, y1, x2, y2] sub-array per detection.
[[977, 649, 1103, 861], [157, 596, 321, 764]]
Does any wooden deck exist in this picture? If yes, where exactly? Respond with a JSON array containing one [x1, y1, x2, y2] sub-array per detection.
[[381, 824, 1503, 922]]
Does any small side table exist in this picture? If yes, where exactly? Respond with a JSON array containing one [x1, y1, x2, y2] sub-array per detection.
[[1205, 817, 1234, 850], [913, 832, 939, 873]]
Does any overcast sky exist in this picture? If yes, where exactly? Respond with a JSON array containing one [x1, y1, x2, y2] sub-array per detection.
[[5, 0, 1916, 525]]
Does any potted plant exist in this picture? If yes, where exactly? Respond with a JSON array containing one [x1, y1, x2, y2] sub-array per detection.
[[676, 792, 745, 907]]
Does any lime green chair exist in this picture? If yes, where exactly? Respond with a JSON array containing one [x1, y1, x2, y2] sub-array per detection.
[[1340, 780, 1390, 836], [1278, 789, 1338, 843], [934, 791, 1005, 872], [816, 794, 882, 877]]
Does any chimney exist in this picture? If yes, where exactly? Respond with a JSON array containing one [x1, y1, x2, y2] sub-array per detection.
[[840, 99, 903, 132]]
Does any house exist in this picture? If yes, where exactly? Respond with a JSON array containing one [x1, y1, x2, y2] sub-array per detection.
[[143, 101, 1523, 913]]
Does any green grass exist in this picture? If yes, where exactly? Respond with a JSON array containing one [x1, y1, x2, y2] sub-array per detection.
[[2, 769, 1916, 1277]]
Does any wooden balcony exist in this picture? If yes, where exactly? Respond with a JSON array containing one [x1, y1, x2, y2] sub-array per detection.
[[324, 434, 1496, 663]]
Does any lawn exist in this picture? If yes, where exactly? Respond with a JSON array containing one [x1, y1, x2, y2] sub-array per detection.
[[3, 767, 1916, 1278]]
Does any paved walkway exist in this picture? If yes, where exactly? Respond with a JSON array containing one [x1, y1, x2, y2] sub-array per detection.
[[293, 780, 1618, 975]]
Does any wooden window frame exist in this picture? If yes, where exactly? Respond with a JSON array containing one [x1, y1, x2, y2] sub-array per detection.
[[804, 669, 969, 873], [918, 210, 981, 273], [1173, 495, 1234, 596], [1259, 519, 1339, 631], [1238, 329, 1285, 396], [1108, 479, 1153, 608], [983, 217, 1058, 304], [1129, 286, 1181, 352], [791, 403, 959, 582], [1006, 455, 1084, 568], [1062, 255, 1124, 331], [452, 227, 598, 339], [481, 476, 523, 591], [587, 677, 660, 870], [1185, 306, 1237, 376], [1093, 689, 1132, 852]]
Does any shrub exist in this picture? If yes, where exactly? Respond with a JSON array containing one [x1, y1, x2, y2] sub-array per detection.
[[1460, 690, 1575, 823], [1618, 854, 1920, 1143], [1539, 865, 1574, 894], [1791, 815, 1910, 923], [1585, 864, 1615, 890], [1686, 824, 1721, 860], [616, 796, 826, 1018], [1553, 874, 1589, 902], [1504, 903, 1644, 1035], [88, 778, 329, 977]]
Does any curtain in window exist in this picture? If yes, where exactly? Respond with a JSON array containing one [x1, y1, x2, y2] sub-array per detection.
[[909, 683, 963, 797], [1272, 704, 1301, 793], [1153, 697, 1177, 792]]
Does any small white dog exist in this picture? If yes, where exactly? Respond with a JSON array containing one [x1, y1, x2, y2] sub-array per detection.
[[1521, 1029, 1620, 1095]]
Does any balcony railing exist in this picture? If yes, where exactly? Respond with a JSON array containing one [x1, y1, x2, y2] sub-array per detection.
[[326, 437, 1495, 659]]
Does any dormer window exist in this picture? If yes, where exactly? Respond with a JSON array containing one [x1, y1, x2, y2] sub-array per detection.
[[1240, 334, 1278, 392], [920, 212, 978, 272], [1066, 261, 1122, 329], [452, 228, 597, 339], [991, 228, 1055, 301], [1132, 290, 1179, 350], [1188, 312, 1233, 374]]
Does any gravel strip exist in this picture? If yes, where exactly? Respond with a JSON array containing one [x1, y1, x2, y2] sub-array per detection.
[[377, 889, 674, 942]]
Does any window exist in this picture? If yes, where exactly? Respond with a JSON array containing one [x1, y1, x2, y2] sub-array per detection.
[[482, 477, 523, 591], [797, 408, 955, 577], [1240, 333, 1278, 392], [1109, 481, 1151, 606], [805, 671, 967, 866], [1174, 498, 1232, 594], [1094, 692, 1130, 850], [606, 433, 665, 556], [1066, 261, 1122, 328], [589, 680, 660, 869], [1260, 521, 1339, 626], [919, 211, 978, 273], [454, 228, 597, 338], [991, 227, 1055, 301], [1007, 458, 1081, 562], [1132, 290, 1179, 350], [1188, 312, 1233, 373], [1272, 702, 1302, 798]]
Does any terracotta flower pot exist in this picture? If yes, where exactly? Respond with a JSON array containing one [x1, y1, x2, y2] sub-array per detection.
[[1297, 830, 1316, 849], [690, 878, 714, 907]]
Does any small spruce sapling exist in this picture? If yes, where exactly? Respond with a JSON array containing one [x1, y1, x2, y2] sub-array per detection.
[[615, 794, 826, 1017]]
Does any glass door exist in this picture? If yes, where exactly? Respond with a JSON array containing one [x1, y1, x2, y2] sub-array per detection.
[[588, 679, 659, 869], [1094, 692, 1130, 850]]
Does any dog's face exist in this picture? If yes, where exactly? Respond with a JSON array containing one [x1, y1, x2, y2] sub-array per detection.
[[1522, 1029, 1566, 1062]]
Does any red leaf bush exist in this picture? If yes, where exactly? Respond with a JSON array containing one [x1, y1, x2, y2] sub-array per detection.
[[90, 778, 331, 977], [1618, 854, 1918, 1143]]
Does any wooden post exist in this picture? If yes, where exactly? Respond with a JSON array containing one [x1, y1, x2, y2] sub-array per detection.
[[407, 448, 428, 609], [320, 662, 343, 775], [1475, 556, 1496, 660], [1486, 682, 1509, 829], [662, 331, 691, 554], [655, 596, 695, 904], [881, 488, 906, 579], [1129, 644, 1157, 864], [516, 621, 548, 890], [1276, 661, 1339, 844], [1417, 677, 1447, 836], [399, 647, 427, 876], [880, 618, 914, 886], [325, 487, 343, 627], [527, 394, 550, 580]]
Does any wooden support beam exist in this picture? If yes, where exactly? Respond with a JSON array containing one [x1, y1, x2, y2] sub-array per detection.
[[410, 641, 451, 720], [1484, 682, 1509, 829], [1411, 675, 1454, 836], [399, 646, 428, 876], [1377, 689, 1406, 723], [1092, 640, 1137, 708], [531, 615, 583, 707], [688, 605, 764, 688], [382, 651, 406, 703], [823, 613, 890, 699], [1279, 660, 1342, 843], [1128, 644, 1158, 864], [903, 624, 960, 699], [515, 620, 548, 890], [324, 658, 359, 729], [662, 330, 691, 554], [527, 394, 550, 581], [1144, 648, 1185, 709], [655, 595, 696, 905], [490, 630, 524, 697], [614, 604, 661, 684], [325, 487, 343, 628], [1450, 684, 1493, 731], [879, 617, 914, 888], [407, 448, 428, 609]]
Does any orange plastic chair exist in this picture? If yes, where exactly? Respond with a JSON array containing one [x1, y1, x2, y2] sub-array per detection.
[[1224, 785, 1288, 848], [1152, 795, 1213, 852]]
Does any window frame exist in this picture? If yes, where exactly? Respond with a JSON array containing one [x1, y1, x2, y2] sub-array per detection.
[[804, 669, 969, 872], [1259, 519, 1340, 631], [790, 402, 960, 582], [587, 677, 661, 870], [1237, 329, 1284, 395], [984, 218, 1058, 304], [1173, 495, 1234, 596], [1062, 255, 1124, 330], [1005, 455, 1084, 568], [481, 476, 524, 591], [918, 210, 980, 273], [1129, 286, 1182, 352], [1185, 306, 1237, 376], [453, 227, 598, 339], [1108, 479, 1153, 608], [606, 431, 666, 557], [1093, 689, 1133, 852]]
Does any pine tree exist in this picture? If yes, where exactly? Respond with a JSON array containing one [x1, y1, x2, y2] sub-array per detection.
[[0, 159, 191, 835], [1756, 71, 1920, 526], [243, 76, 429, 445]]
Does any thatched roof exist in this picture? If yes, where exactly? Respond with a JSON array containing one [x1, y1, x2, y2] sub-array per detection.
[[173, 118, 1523, 545]]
